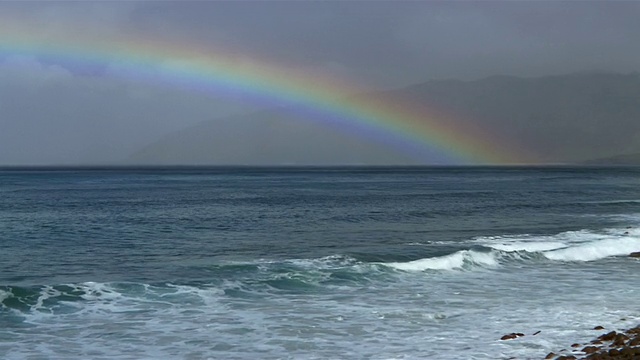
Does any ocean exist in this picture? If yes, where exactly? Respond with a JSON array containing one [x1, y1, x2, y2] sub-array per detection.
[[1, 166, 639, 359]]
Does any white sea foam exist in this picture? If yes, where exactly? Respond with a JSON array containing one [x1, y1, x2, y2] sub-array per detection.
[[543, 236, 640, 262], [405, 241, 451, 246], [393, 225, 640, 272], [385, 250, 499, 271], [5, 260, 640, 360], [221, 254, 359, 270], [475, 229, 606, 247], [0, 289, 10, 305], [602, 226, 640, 237], [163, 283, 225, 306], [488, 241, 568, 252], [73, 282, 124, 301], [4, 231, 639, 360], [476, 225, 640, 260], [285, 254, 359, 269], [31, 286, 61, 312]]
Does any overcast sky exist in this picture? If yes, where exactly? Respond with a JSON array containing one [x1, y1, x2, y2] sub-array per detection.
[[1, 1, 639, 165]]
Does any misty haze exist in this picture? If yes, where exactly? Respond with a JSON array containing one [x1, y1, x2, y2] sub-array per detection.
[[0, 1, 639, 165], [2, 2, 640, 360]]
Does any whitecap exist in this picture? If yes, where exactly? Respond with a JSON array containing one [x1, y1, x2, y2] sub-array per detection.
[[543, 236, 640, 262], [0, 288, 10, 305], [384, 250, 499, 271], [487, 241, 567, 252]]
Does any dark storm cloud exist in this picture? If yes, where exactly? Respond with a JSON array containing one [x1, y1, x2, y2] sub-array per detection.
[[123, 1, 640, 87], [3, 1, 639, 86]]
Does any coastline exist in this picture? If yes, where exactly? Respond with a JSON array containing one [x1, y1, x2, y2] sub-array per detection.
[[543, 324, 640, 359]]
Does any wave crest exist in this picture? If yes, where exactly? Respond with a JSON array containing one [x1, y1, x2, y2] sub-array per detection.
[[478, 227, 640, 263], [543, 237, 640, 261], [384, 249, 500, 271]]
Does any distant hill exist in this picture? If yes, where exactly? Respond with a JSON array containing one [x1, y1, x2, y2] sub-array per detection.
[[129, 108, 421, 165], [582, 153, 640, 165], [392, 72, 640, 164], [129, 72, 640, 165]]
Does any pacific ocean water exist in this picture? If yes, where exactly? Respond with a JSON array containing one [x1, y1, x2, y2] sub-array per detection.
[[1, 166, 639, 359]]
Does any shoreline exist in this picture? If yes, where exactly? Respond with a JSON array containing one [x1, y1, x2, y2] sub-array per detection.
[[534, 324, 640, 359], [499, 323, 640, 359]]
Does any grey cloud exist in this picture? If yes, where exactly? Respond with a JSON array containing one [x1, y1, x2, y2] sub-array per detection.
[[113, 1, 640, 87], [4, 1, 639, 86], [0, 1, 639, 165], [0, 58, 259, 165]]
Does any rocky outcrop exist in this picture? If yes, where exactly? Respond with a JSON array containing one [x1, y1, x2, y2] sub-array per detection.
[[501, 332, 525, 340], [547, 325, 640, 359]]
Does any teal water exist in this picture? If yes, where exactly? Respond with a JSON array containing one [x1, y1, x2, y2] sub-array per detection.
[[1, 167, 639, 359]]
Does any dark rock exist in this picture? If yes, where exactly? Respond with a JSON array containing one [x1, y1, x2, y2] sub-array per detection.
[[599, 331, 617, 341], [627, 326, 640, 334], [584, 353, 606, 360], [545, 352, 556, 359], [501, 333, 518, 340], [516, 333, 525, 337], [612, 333, 629, 346], [549, 324, 640, 360], [629, 251, 640, 258], [620, 346, 640, 357]]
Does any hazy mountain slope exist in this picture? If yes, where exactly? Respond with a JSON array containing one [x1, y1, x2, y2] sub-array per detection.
[[130, 72, 640, 165], [393, 72, 640, 163], [129, 108, 421, 165], [582, 153, 640, 165]]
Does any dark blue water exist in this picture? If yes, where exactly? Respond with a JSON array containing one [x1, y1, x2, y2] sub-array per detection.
[[1, 167, 639, 359]]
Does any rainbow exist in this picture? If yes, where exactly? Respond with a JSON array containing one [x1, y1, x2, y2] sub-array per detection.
[[0, 20, 534, 164]]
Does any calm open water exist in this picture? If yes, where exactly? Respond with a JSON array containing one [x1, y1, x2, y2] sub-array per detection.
[[1, 166, 639, 359]]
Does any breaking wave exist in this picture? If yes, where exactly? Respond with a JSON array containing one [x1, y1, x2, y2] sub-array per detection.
[[3, 226, 639, 313], [386, 226, 640, 271], [476, 226, 640, 263], [384, 249, 502, 271]]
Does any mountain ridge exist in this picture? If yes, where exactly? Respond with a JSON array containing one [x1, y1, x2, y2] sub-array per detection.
[[129, 72, 640, 165]]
